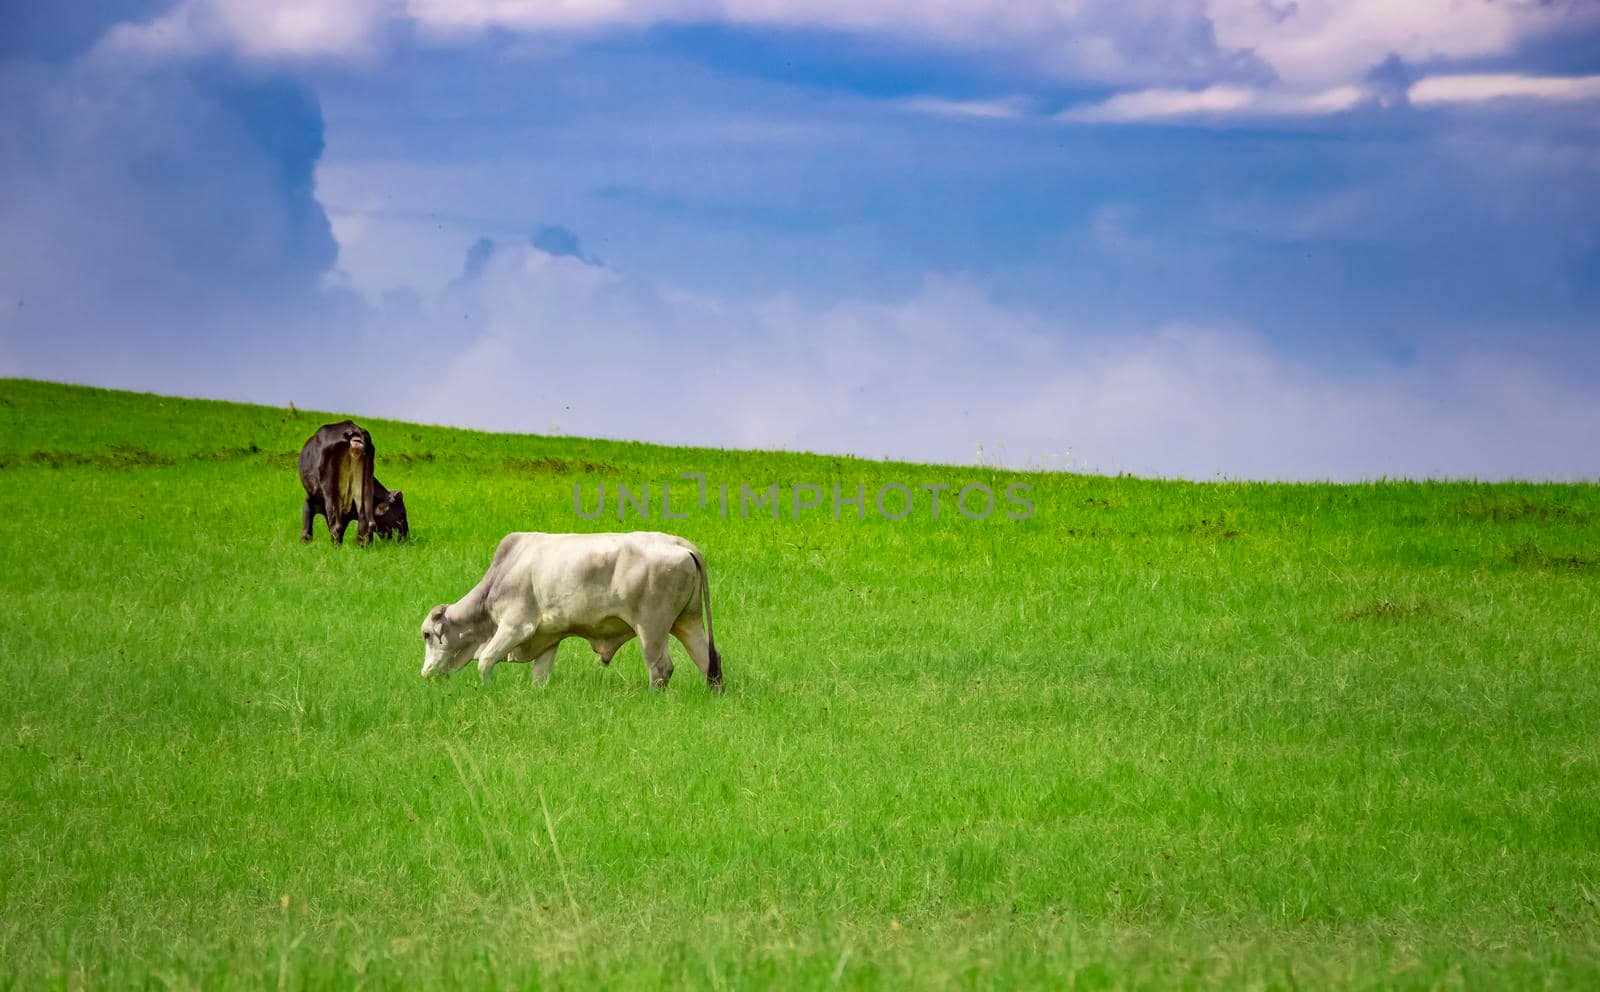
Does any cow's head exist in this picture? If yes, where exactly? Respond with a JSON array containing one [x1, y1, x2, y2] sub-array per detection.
[[419, 604, 477, 678], [343, 426, 366, 455], [375, 490, 408, 539]]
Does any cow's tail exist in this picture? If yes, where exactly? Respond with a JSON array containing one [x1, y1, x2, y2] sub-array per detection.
[[689, 550, 723, 690]]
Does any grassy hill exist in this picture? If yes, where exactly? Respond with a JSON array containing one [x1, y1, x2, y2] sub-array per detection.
[[2, 377, 1598, 988]]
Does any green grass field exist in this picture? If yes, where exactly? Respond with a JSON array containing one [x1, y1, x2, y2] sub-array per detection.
[[2, 378, 1598, 989]]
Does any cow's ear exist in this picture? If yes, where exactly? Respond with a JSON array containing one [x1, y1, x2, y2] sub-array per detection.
[[392, 490, 403, 500]]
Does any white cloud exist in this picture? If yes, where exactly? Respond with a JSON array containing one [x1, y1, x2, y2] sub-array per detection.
[[1410, 73, 1600, 106], [333, 240, 1599, 482], [323, 205, 485, 301], [96, 0, 1597, 96], [102, 0, 394, 61], [1204, 0, 1554, 87], [1060, 84, 1363, 123], [894, 95, 1029, 121]]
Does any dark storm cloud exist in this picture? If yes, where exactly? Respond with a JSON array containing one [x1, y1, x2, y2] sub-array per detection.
[[0, 50, 357, 396]]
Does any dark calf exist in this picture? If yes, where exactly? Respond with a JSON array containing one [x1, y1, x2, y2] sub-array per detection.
[[367, 479, 409, 540]]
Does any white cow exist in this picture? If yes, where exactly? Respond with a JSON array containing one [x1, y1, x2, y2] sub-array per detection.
[[419, 531, 722, 690]]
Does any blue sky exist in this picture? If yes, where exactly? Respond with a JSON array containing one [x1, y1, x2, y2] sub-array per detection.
[[2, 0, 1598, 478]]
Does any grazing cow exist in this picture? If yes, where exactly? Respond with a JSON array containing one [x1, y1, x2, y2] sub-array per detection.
[[328, 477, 408, 542], [369, 479, 409, 541], [419, 532, 723, 690], [298, 421, 378, 545]]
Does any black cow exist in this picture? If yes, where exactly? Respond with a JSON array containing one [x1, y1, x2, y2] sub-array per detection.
[[297, 421, 398, 545]]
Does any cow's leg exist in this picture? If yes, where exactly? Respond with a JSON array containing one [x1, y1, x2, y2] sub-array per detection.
[[510, 640, 559, 684], [323, 486, 347, 545], [355, 501, 374, 546], [300, 495, 318, 544], [635, 627, 673, 689], [670, 613, 717, 687], [530, 645, 557, 684], [475, 621, 535, 682]]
